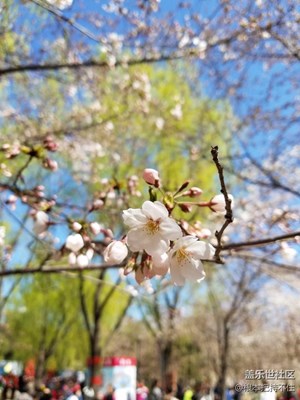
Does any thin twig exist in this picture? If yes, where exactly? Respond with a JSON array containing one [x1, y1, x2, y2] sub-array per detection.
[[231, 252, 300, 274], [29, 0, 102, 44], [211, 146, 234, 263], [12, 156, 33, 185], [0, 263, 120, 278], [221, 231, 300, 251]]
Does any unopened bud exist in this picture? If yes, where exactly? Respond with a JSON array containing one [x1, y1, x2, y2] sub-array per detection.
[[210, 193, 234, 213], [182, 187, 203, 197], [33, 211, 49, 236], [103, 240, 128, 265], [43, 136, 58, 152], [178, 203, 192, 213], [102, 228, 114, 239], [43, 158, 58, 171], [142, 168, 160, 187], [90, 222, 102, 236], [92, 199, 104, 210], [72, 222, 82, 232]]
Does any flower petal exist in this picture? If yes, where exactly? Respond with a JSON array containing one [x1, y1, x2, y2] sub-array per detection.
[[159, 218, 182, 240], [187, 241, 215, 260], [65, 233, 84, 253], [170, 263, 185, 286], [142, 201, 168, 220], [144, 237, 169, 256], [172, 235, 197, 251], [152, 253, 170, 276], [181, 259, 206, 282], [135, 268, 145, 284], [127, 228, 149, 252], [123, 208, 148, 228]]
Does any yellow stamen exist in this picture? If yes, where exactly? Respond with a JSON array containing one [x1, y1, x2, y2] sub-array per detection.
[[176, 248, 189, 266], [145, 219, 160, 235]]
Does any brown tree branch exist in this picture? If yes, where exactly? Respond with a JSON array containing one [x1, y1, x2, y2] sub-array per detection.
[[0, 263, 119, 278], [29, 0, 102, 44], [222, 231, 300, 252], [0, 55, 185, 77], [231, 252, 300, 274], [211, 146, 234, 263]]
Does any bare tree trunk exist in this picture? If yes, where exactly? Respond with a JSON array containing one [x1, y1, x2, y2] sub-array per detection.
[[35, 349, 46, 385], [89, 326, 101, 389], [219, 324, 230, 400], [158, 341, 172, 391]]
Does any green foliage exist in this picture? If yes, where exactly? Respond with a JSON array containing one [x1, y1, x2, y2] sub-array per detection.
[[4, 275, 86, 369], [79, 272, 132, 348], [3, 271, 131, 370]]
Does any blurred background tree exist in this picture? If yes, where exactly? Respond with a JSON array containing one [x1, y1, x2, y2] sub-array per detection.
[[0, 0, 299, 394]]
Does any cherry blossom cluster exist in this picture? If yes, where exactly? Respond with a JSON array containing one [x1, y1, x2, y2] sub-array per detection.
[[104, 168, 234, 286], [0, 135, 58, 179], [1, 136, 235, 289]]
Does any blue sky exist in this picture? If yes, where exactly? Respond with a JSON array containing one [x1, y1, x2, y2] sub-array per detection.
[[2, 0, 299, 306]]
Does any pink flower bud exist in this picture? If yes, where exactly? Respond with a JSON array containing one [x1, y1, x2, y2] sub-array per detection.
[[210, 194, 234, 213], [189, 187, 203, 197], [43, 136, 58, 152], [103, 240, 128, 265], [182, 187, 203, 197], [102, 228, 114, 239], [178, 203, 192, 213], [43, 158, 58, 171], [92, 199, 104, 210], [142, 168, 160, 187]]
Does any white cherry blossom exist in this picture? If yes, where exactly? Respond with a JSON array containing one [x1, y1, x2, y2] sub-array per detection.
[[123, 201, 182, 256], [65, 233, 84, 253], [68, 252, 77, 265], [0, 226, 6, 246], [169, 236, 215, 286], [46, 0, 73, 10], [77, 254, 89, 268], [33, 211, 49, 236], [126, 285, 138, 297]]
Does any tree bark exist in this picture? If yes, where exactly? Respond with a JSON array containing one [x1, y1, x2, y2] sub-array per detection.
[[219, 324, 230, 400], [158, 341, 172, 391], [35, 349, 46, 385]]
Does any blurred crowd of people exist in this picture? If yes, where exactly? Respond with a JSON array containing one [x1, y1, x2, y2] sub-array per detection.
[[136, 379, 300, 400], [0, 372, 299, 400], [0, 372, 86, 400]]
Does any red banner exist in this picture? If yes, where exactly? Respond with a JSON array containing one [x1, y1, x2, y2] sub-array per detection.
[[103, 357, 137, 367], [87, 356, 101, 366]]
